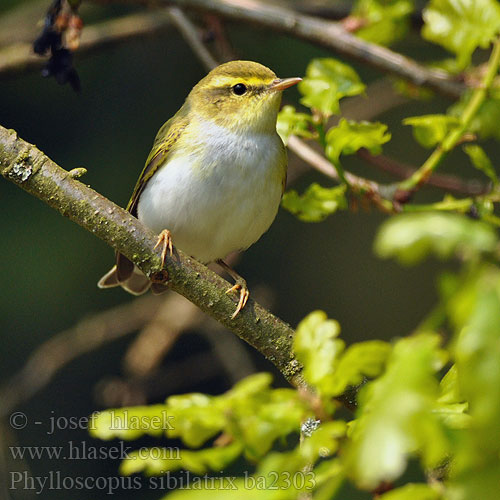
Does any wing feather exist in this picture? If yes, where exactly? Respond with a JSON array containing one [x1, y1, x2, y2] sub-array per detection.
[[126, 114, 189, 216], [116, 109, 189, 282]]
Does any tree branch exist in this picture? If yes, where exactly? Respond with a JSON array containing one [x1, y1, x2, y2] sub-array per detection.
[[0, 294, 164, 418], [0, 9, 173, 77], [356, 148, 488, 196], [0, 125, 304, 388], [167, 6, 218, 71], [288, 135, 395, 212], [91, 0, 466, 99]]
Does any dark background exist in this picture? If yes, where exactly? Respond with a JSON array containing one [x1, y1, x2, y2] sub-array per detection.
[[0, 1, 486, 499]]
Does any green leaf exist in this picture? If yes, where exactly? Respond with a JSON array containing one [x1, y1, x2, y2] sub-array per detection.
[[422, 0, 500, 69], [379, 483, 441, 500], [351, 0, 414, 46], [298, 58, 365, 116], [225, 378, 308, 460], [120, 442, 243, 476], [329, 341, 392, 396], [436, 367, 471, 429], [438, 365, 463, 404], [345, 333, 449, 489], [311, 459, 345, 500], [160, 479, 249, 500], [276, 105, 313, 144], [282, 183, 347, 222], [374, 212, 498, 265], [325, 119, 391, 163], [449, 94, 500, 141], [227, 373, 273, 399], [403, 114, 460, 148], [450, 265, 500, 445], [449, 463, 500, 500], [463, 144, 498, 185], [445, 265, 500, 496], [300, 421, 347, 462], [165, 393, 227, 448], [89, 405, 172, 440], [434, 402, 471, 429], [294, 311, 345, 395]]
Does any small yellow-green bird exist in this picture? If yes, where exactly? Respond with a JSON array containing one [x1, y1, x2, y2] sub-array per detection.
[[98, 60, 301, 317]]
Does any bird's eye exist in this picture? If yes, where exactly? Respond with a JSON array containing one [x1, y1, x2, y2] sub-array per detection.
[[232, 83, 247, 96]]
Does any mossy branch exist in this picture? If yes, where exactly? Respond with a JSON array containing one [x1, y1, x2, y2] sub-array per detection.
[[0, 125, 304, 387]]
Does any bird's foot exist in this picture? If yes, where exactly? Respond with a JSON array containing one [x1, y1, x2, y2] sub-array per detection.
[[154, 229, 173, 267], [226, 281, 249, 319], [217, 259, 250, 318]]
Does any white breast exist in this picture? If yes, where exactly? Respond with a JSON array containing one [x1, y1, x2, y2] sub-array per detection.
[[137, 119, 285, 263]]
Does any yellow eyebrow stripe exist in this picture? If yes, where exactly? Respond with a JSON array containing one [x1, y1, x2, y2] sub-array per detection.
[[209, 75, 275, 88]]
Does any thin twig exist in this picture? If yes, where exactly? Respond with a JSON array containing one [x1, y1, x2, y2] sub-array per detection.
[[0, 9, 173, 77], [398, 39, 500, 193], [1, 0, 465, 98], [288, 135, 394, 212], [90, 0, 466, 99], [123, 292, 203, 376], [96, 350, 224, 407], [203, 14, 237, 62], [357, 149, 488, 196], [167, 6, 218, 71], [0, 294, 163, 418]]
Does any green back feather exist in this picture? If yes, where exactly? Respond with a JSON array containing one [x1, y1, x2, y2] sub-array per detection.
[[126, 104, 189, 216]]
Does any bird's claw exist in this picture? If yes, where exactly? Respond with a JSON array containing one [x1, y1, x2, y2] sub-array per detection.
[[154, 229, 173, 267], [226, 283, 249, 319]]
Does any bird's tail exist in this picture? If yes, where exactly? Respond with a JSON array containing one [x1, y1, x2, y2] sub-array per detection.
[[97, 264, 151, 296]]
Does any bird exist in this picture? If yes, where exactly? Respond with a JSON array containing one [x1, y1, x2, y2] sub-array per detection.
[[98, 60, 301, 318]]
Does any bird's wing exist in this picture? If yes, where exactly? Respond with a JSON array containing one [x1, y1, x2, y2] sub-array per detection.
[[126, 114, 189, 216], [116, 111, 189, 282]]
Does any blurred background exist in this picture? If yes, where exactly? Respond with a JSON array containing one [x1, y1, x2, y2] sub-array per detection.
[[0, 0, 489, 499]]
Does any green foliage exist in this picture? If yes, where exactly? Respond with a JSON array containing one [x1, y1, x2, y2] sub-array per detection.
[[403, 114, 460, 148], [448, 93, 500, 141], [280, 58, 392, 222], [325, 119, 391, 162], [344, 333, 449, 489], [122, 442, 242, 476], [422, 0, 500, 69], [281, 184, 347, 222], [92, 373, 310, 468], [351, 0, 414, 46], [435, 365, 470, 430], [379, 483, 441, 500], [276, 105, 314, 145], [295, 312, 392, 398], [294, 310, 344, 395], [463, 144, 499, 185], [329, 341, 391, 396], [374, 212, 498, 265], [445, 264, 500, 499], [298, 58, 365, 116], [91, 209, 500, 499]]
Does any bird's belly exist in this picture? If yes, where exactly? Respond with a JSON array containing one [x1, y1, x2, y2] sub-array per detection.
[[136, 137, 285, 263]]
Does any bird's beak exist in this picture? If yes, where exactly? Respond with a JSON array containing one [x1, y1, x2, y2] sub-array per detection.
[[269, 77, 302, 91]]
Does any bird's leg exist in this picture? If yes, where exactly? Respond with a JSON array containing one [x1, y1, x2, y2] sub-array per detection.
[[154, 229, 173, 267], [217, 259, 250, 319]]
